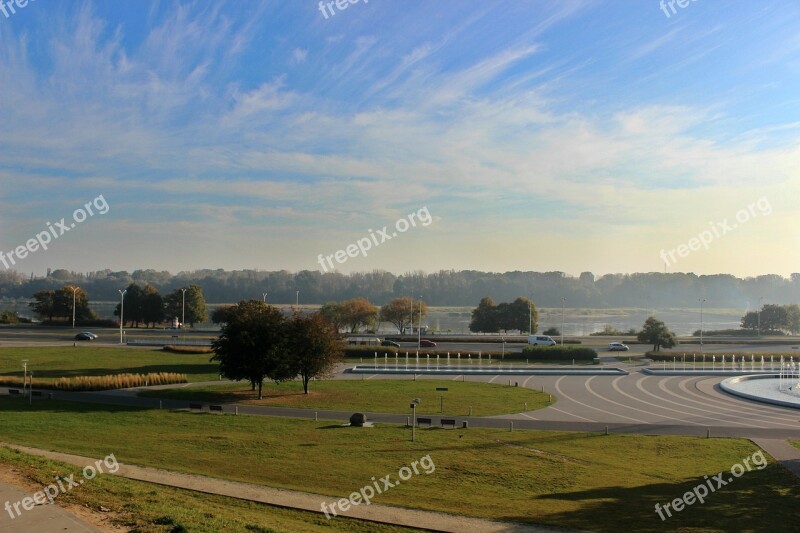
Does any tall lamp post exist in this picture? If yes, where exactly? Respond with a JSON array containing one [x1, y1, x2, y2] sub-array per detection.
[[699, 298, 706, 349], [757, 297, 763, 338], [118, 289, 126, 345], [262, 292, 268, 303], [181, 288, 187, 328], [560, 297, 566, 345], [21, 359, 27, 399], [296, 290, 299, 308], [70, 286, 78, 329], [418, 297, 423, 349], [409, 296, 413, 337]]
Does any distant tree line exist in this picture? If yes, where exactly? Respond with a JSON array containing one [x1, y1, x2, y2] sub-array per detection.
[[4, 267, 800, 308]]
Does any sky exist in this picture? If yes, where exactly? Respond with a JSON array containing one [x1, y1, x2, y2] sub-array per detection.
[[1, 0, 799, 278]]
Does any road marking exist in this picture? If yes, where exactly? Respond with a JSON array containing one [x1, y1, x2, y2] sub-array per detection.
[[583, 376, 650, 424], [554, 376, 646, 423], [607, 376, 702, 425]]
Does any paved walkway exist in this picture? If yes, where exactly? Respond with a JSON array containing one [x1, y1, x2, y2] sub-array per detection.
[[751, 438, 800, 479], [0, 475, 100, 532], [3, 444, 562, 533]]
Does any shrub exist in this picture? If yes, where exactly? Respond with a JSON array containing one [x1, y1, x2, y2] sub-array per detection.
[[163, 345, 214, 354], [691, 328, 765, 337], [520, 346, 598, 361], [0, 372, 187, 391]]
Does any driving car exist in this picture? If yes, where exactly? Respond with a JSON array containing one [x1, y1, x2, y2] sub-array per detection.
[[608, 342, 629, 351], [381, 340, 401, 348], [75, 332, 98, 341], [418, 339, 437, 348]]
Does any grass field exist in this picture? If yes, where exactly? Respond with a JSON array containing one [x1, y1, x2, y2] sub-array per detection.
[[0, 398, 797, 532], [0, 446, 418, 532], [138, 379, 552, 416], [0, 346, 219, 382]]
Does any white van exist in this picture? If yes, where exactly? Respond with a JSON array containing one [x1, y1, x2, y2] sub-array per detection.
[[528, 335, 556, 346]]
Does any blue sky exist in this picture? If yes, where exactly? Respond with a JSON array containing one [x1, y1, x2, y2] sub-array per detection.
[[1, 0, 799, 277]]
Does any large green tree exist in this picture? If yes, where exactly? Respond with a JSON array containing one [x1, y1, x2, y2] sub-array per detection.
[[380, 297, 427, 334], [211, 300, 294, 399], [287, 312, 342, 394], [637, 316, 677, 352], [141, 285, 165, 328], [165, 285, 208, 327], [470, 296, 499, 333], [115, 283, 145, 327]]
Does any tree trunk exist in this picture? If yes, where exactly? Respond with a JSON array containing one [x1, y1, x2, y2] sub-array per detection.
[[303, 375, 310, 394], [258, 380, 263, 400]]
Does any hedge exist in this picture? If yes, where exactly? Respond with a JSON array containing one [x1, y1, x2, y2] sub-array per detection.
[[520, 346, 598, 361]]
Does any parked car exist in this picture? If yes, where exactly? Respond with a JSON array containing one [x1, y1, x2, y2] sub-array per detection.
[[528, 335, 557, 346], [75, 332, 97, 341], [418, 339, 437, 348], [608, 342, 629, 351], [381, 340, 401, 348]]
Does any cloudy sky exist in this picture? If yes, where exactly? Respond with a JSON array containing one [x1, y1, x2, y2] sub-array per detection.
[[1, 0, 798, 277]]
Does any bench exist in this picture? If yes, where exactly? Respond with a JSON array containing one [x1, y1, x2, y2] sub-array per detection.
[[31, 391, 43, 397], [441, 419, 456, 429], [8, 389, 20, 396], [189, 403, 203, 410], [416, 417, 432, 427], [209, 405, 224, 412]]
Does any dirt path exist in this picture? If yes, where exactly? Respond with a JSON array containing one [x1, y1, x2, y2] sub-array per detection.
[[2, 443, 565, 533]]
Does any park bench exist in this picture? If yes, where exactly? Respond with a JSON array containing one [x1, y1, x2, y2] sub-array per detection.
[[31, 391, 43, 397], [8, 389, 20, 396], [209, 405, 224, 412], [189, 403, 203, 410], [416, 417, 432, 427], [441, 419, 456, 429]]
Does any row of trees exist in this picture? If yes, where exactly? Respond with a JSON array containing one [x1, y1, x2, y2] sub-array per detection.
[[112, 284, 208, 327], [740, 304, 800, 334], [29, 286, 94, 322], [212, 301, 341, 398], [469, 297, 538, 334], [7, 268, 800, 307]]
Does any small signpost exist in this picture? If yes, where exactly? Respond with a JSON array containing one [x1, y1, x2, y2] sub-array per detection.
[[436, 387, 448, 413], [410, 398, 421, 442]]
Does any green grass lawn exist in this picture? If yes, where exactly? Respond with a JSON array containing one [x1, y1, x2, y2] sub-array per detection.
[[0, 398, 797, 532], [0, 346, 219, 382], [0, 446, 417, 533], [139, 379, 551, 416]]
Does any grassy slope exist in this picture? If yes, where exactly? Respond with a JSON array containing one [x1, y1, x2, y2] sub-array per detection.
[[0, 346, 219, 382], [139, 379, 552, 416], [0, 398, 798, 532], [0, 446, 417, 532]]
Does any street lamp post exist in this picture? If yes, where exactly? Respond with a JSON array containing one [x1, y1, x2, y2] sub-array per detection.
[[118, 290, 126, 345], [409, 296, 413, 337], [757, 297, 763, 338], [561, 297, 566, 345], [262, 292, 268, 303], [21, 360, 27, 399], [699, 298, 706, 349], [418, 297, 423, 349], [181, 288, 187, 329], [296, 290, 299, 308], [70, 286, 78, 329]]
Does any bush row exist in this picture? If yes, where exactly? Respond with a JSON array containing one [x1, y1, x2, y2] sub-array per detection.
[[520, 346, 598, 361], [163, 345, 214, 354], [0, 372, 187, 391]]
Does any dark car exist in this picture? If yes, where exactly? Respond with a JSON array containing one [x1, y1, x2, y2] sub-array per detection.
[[75, 332, 97, 341], [418, 339, 437, 348], [381, 340, 401, 348]]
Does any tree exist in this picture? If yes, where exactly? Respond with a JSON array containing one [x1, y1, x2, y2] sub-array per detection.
[[338, 298, 379, 333], [115, 283, 144, 327], [140, 285, 165, 327], [165, 285, 208, 327], [637, 317, 677, 352], [55, 285, 93, 322], [470, 296, 499, 333], [380, 297, 427, 334], [211, 300, 294, 399], [785, 304, 800, 335], [211, 305, 236, 325], [506, 297, 537, 333], [29, 290, 56, 321], [287, 312, 342, 394], [319, 302, 346, 332]]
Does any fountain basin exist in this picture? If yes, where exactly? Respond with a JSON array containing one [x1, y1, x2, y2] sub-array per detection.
[[720, 374, 800, 409], [348, 365, 629, 376]]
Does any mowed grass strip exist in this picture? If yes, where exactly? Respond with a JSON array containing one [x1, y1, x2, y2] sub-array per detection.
[[1, 399, 798, 532], [0, 446, 418, 533], [139, 379, 552, 416], [0, 346, 219, 382]]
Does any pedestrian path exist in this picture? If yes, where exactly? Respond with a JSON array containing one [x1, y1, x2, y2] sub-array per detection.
[[0, 474, 100, 532], [752, 438, 800, 479], [3, 443, 562, 533]]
